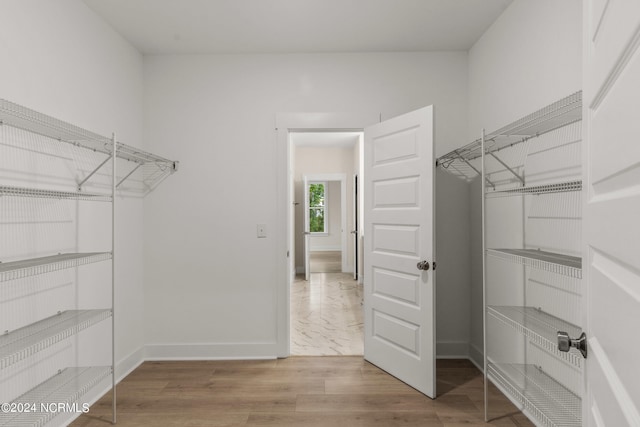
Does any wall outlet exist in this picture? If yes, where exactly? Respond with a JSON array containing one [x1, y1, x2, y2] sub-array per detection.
[[257, 224, 267, 238]]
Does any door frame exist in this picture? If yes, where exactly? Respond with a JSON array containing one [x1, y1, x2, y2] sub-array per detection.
[[275, 112, 378, 357]]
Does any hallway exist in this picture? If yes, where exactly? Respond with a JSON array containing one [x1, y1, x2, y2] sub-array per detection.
[[290, 271, 363, 356]]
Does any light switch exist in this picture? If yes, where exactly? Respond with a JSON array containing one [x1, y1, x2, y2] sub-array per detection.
[[257, 224, 267, 238]]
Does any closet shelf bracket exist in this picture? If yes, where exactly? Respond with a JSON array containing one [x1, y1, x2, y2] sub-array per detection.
[[488, 152, 524, 186]]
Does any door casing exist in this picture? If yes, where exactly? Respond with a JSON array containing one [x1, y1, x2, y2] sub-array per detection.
[[276, 112, 377, 357]]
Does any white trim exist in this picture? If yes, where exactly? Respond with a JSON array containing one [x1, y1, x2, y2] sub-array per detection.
[[467, 351, 485, 373], [308, 180, 329, 234], [145, 342, 279, 360], [276, 112, 378, 358], [304, 179, 331, 237], [469, 343, 484, 371], [309, 246, 342, 252], [436, 340, 469, 359], [304, 262, 351, 272], [116, 346, 146, 380]]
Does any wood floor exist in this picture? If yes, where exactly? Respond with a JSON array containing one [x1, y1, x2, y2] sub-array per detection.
[[71, 358, 533, 427], [309, 251, 342, 273]]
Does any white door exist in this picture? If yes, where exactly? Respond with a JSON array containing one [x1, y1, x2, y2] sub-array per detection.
[[583, 1, 640, 425], [363, 106, 436, 397], [303, 175, 311, 281]]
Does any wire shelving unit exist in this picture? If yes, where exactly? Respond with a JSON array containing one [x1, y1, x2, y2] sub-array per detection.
[[436, 91, 582, 182], [0, 98, 178, 193], [0, 367, 112, 427], [487, 248, 582, 279], [0, 310, 112, 370], [0, 252, 112, 282], [0, 98, 178, 425], [487, 306, 583, 367], [488, 363, 581, 427], [444, 92, 586, 426]]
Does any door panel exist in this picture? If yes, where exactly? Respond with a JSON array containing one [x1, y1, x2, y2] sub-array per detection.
[[364, 106, 435, 397], [584, 1, 640, 425], [373, 177, 420, 208], [372, 268, 420, 305]]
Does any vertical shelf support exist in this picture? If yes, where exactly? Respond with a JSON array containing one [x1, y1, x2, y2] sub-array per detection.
[[481, 129, 488, 422], [111, 133, 117, 425]]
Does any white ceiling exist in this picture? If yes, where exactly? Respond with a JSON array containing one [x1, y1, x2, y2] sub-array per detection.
[[83, 0, 512, 55], [291, 132, 361, 149]]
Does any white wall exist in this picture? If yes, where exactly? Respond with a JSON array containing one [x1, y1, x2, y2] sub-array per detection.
[[466, 0, 583, 367], [142, 52, 468, 358], [435, 169, 472, 358], [0, 0, 145, 422]]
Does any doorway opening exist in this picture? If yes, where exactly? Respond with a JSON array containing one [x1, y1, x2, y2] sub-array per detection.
[[289, 131, 364, 355]]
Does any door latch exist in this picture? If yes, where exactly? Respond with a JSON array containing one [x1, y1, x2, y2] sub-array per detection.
[[557, 331, 587, 359], [416, 261, 430, 271]]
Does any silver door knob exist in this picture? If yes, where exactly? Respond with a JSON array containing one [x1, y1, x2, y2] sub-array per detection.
[[303, 231, 311, 235], [416, 261, 430, 271], [557, 331, 587, 359]]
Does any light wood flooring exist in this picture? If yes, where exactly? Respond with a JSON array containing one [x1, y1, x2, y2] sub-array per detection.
[[72, 251, 532, 426], [71, 357, 533, 427], [309, 251, 342, 273]]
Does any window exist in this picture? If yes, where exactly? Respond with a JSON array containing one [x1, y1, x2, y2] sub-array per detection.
[[309, 182, 328, 234]]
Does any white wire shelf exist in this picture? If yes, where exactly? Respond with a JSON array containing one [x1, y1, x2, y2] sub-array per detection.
[[488, 363, 581, 427], [488, 306, 583, 367], [0, 252, 112, 283], [0, 310, 112, 370], [0, 185, 111, 201], [487, 248, 582, 278], [437, 91, 582, 178], [0, 366, 111, 427], [486, 180, 582, 197], [0, 98, 178, 190]]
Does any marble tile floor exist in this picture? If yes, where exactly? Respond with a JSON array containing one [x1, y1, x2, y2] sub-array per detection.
[[291, 272, 363, 356]]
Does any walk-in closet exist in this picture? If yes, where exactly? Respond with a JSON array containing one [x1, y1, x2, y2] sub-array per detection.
[[1, 0, 638, 426]]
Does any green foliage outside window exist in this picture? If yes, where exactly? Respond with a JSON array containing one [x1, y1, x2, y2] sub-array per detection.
[[309, 183, 326, 233]]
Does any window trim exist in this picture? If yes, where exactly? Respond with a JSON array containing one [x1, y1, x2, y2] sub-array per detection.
[[309, 181, 329, 235]]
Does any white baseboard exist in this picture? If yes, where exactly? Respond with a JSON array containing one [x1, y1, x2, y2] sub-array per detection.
[[309, 246, 341, 252], [468, 343, 484, 372], [116, 345, 146, 379], [296, 266, 354, 274], [145, 342, 279, 360], [436, 340, 469, 359]]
